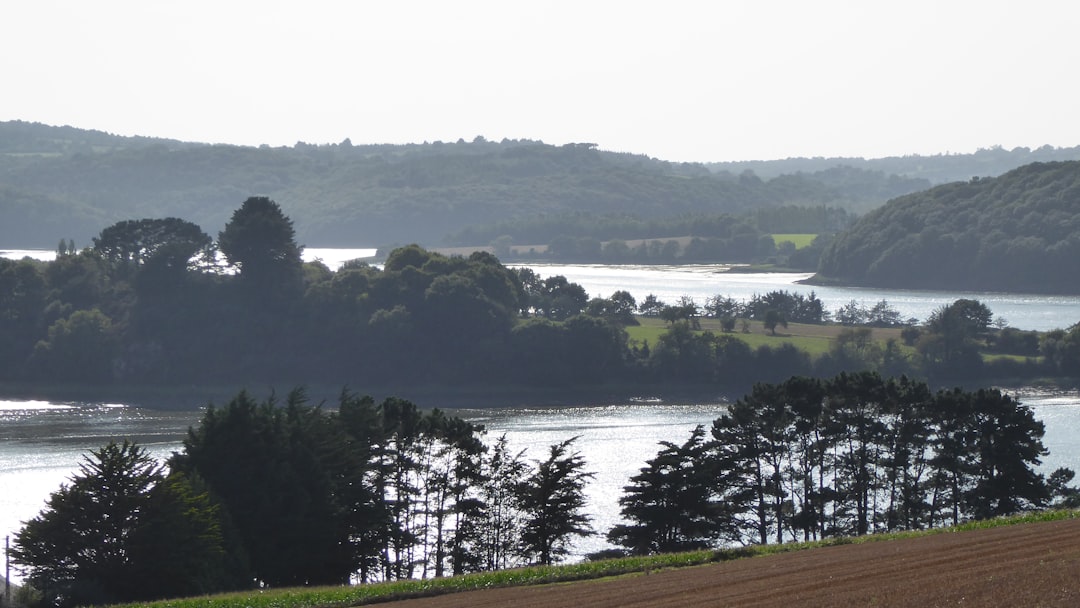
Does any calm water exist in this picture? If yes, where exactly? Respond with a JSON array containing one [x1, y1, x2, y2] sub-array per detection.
[[3, 390, 1080, 575], [522, 263, 1080, 332]]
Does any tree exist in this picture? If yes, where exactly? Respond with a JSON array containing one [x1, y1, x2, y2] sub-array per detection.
[[866, 299, 903, 327], [763, 309, 787, 335], [585, 290, 638, 325], [704, 294, 741, 319], [12, 441, 161, 606], [29, 309, 117, 383], [476, 435, 528, 571], [11, 442, 235, 606], [171, 389, 364, 587], [835, 300, 867, 325], [0, 258, 46, 376], [517, 438, 595, 565], [962, 389, 1052, 519], [93, 218, 213, 274], [217, 197, 303, 289], [125, 471, 248, 599], [608, 426, 727, 554], [921, 298, 993, 368], [535, 275, 588, 321], [638, 293, 665, 317]]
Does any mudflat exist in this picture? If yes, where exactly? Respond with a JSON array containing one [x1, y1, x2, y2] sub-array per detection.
[[385, 518, 1080, 607]]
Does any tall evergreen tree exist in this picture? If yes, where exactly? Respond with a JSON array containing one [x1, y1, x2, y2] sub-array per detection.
[[217, 196, 303, 291], [12, 442, 238, 606], [517, 438, 595, 565], [608, 426, 728, 554]]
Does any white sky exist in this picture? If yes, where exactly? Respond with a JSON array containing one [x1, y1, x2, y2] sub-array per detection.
[[3, 0, 1078, 162]]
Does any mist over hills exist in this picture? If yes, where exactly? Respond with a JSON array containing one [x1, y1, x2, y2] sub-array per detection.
[[3, 120, 1079, 250]]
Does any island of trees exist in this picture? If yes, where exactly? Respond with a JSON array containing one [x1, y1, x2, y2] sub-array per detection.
[[4, 197, 1080, 397]]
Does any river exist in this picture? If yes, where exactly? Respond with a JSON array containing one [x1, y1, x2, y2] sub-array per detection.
[[521, 264, 1080, 332], [3, 389, 1080, 579], [4, 250, 1080, 579]]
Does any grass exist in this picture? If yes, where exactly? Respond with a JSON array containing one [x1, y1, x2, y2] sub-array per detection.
[[982, 353, 1044, 364], [626, 317, 905, 359], [770, 234, 817, 249], [110, 510, 1080, 608]]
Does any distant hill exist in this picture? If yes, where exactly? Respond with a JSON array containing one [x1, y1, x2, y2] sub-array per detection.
[[708, 144, 1080, 184], [1, 120, 1076, 249], [814, 161, 1080, 294]]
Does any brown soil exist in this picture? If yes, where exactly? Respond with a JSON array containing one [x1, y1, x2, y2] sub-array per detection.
[[385, 518, 1080, 607]]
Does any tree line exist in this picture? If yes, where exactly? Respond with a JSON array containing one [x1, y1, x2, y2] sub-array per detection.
[[12, 389, 597, 606], [13, 374, 1077, 606], [3, 197, 1079, 394], [0, 121, 922, 249], [610, 372, 1077, 554]]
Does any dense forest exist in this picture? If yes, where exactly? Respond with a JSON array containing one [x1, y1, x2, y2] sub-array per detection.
[[709, 144, 1080, 183], [4, 120, 1059, 250], [12, 375, 1077, 607], [815, 161, 1080, 294]]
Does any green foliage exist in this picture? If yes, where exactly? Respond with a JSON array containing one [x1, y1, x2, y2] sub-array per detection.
[[11, 441, 236, 607], [700, 374, 1063, 545], [218, 197, 303, 290], [608, 426, 732, 554], [0, 121, 947, 249], [29, 308, 117, 383], [517, 438, 596, 565], [93, 218, 214, 273], [817, 161, 1080, 293], [171, 389, 364, 587]]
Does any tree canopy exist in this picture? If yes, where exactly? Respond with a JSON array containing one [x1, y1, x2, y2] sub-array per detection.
[[0, 120, 1016, 249], [816, 161, 1080, 294]]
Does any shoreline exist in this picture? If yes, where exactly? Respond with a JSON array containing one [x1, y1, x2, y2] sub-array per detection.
[[4, 376, 1078, 411], [0, 381, 740, 411]]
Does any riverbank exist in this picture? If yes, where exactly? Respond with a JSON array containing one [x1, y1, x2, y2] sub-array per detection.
[[5, 374, 1078, 412], [0, 381, 742, 411]]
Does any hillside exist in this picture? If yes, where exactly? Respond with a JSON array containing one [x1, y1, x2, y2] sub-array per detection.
[[6, 121, 1080, 252], [0, 121, 954, 249], [385, 517, 1080, 607], [814, 161, 1080, 294], [709, 143, 1080, 183]]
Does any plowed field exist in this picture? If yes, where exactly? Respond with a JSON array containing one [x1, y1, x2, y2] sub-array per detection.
[[386, 518, 1080, 607]]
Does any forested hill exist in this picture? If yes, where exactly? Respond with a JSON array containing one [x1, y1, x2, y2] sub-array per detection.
[[0, 120, 924, 248], [814, 161, 1080, 294], [709, 144, 1080, 183], [3, 120, 1078, 250]]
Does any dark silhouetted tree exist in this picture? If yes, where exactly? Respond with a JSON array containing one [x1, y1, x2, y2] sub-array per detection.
[[517, 438, 595, 565]]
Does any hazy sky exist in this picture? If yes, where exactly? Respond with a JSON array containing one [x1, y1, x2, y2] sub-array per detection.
[[4, 1, 1078, 162]]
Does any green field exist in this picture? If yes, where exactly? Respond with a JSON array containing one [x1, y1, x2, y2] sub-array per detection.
[[770, 233, 817, 249], [627, 317, 849, 358]]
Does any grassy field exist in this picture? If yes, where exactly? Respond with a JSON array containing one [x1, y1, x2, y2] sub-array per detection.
[[111, 510, 1079, 608], [626, 317, 907, 359], [770, 233, 817, 249]]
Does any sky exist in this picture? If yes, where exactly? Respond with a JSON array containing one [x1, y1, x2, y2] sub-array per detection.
[[3, 0, 1079, 163]]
